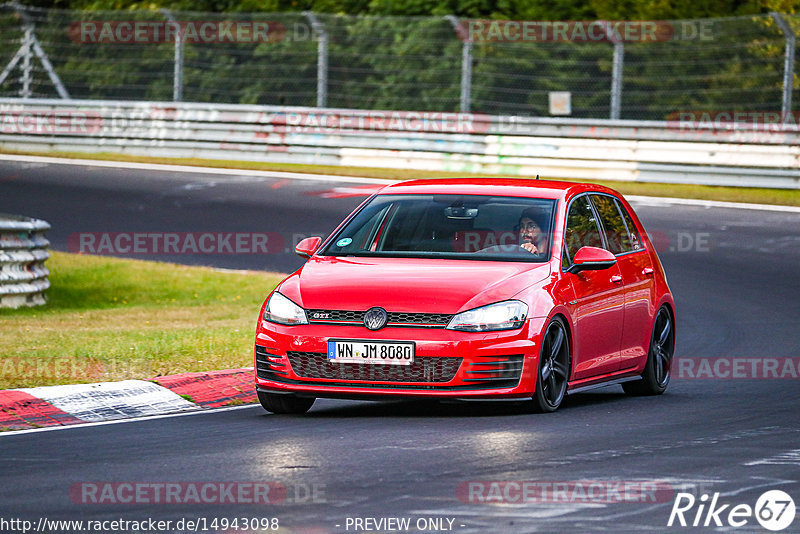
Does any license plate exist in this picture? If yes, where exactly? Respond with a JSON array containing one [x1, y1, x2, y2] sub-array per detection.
[[327, 339, 415, 365]]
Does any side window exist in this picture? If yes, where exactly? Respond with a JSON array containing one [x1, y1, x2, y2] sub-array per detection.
[[564, 195, 603, 265], [590, 194, 627, 255], [615, 199, 644, 252]]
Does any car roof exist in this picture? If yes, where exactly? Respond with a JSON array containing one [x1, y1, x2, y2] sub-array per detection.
[[377, 178, 622, 200]]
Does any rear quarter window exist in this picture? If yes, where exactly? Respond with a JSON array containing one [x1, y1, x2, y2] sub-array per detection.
[[615, 198, 644, 252]]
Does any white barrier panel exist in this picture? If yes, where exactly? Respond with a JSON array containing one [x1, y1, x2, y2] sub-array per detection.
[[0, 98, 798, 188], [0, 214, 50, 308]]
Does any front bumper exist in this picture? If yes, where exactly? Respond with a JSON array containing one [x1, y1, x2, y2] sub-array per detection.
[[254, 318, 545, 400]]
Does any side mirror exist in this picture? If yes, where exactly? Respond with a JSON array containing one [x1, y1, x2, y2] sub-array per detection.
[[295, 236, 322, 258], [567, 246, 617, 274]]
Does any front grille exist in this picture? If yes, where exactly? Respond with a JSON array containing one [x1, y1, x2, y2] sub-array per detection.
[[255, 345, 290, 381], [306, 309, 453, 328], [287, 351, 461, 383], [387, 312, 453, 326], [463, 355, 524, 388], [307, 310, 362, 322]]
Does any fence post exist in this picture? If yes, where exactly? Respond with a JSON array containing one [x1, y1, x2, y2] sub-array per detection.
[[446, 15, 472, 113], [161, 9, 183, 102], [305, 12, 328, 108], [606, 21, 624, 120], [771, 12, 795, 122]]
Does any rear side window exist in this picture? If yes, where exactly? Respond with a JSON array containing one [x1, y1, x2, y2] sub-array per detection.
[[615, 199, 644, 252], [590, 194, 627, 255], [564, 195, 603, 264]]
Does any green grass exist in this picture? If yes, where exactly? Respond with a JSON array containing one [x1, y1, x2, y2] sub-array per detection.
[[0, 252, 286, 389], [2, 148, 798, 207]]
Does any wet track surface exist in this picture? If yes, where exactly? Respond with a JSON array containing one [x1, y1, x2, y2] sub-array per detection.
[[1, 158, 799, 533]]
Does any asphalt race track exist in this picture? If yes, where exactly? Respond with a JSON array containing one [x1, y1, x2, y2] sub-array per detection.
[[1, 158, 799, 533]]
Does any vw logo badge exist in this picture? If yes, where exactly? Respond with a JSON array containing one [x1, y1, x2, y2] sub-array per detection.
[[363, 307, 388, 331]]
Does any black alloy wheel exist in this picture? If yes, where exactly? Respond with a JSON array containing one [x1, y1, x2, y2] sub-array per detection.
[[532, 316, 571, 412], [623, 306, 674, 396]]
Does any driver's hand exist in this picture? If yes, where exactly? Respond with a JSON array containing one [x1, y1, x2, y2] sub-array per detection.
[[520, 242, 539, 254]]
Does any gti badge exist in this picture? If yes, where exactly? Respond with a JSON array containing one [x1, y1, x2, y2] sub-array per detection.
[[363, 307, 388, 330]]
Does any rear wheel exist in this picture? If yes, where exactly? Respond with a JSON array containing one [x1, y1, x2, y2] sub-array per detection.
[[623, 306, 674, 396], [257, 391, 315, 414], [532, 316, 571, 413]]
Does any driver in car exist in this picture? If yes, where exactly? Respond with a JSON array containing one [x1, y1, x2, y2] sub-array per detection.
[[517, 208, 549, 255]]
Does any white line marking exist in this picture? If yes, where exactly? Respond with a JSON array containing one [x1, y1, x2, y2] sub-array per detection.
[[1, 153, 797, 212], [627, 195, 800, 213], [0, 153, 391, 185], [745, 449, 800, 466], [0, 404, 260, 437]]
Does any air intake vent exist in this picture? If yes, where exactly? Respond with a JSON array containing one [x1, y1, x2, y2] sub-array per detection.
[[287, 352, 461, 383]]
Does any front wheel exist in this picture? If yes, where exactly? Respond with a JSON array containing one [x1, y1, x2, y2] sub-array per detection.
[[257, 391, 315, 414], [623, 306, 674, 396], [531, 316, 571, 413]]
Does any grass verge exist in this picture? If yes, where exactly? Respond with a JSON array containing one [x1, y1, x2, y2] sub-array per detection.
[[2, 148, 798, 207], [0, 252, 285, 389]]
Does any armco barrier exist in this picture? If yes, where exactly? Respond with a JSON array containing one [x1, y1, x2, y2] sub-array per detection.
[[0, 214, 50, 308], [0, 98, 799, 188]]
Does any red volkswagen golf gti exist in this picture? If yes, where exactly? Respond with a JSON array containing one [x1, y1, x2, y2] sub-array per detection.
[[254, 178, 675, 414]]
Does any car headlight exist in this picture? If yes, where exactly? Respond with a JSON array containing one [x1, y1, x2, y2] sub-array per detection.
[[263, 292, 308, 326], [446, 300, 528, 332]]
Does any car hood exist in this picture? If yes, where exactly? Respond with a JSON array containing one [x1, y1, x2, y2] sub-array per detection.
[[278, 256, 551, 313]]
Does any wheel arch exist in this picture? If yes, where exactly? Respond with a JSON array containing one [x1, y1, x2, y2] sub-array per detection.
[[543, 308, 575, 382], [655, 296, 676, 339]]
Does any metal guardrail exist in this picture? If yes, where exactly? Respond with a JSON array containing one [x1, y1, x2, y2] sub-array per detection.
[[0, 213, 50, 308], [0, 98, 799, 189]]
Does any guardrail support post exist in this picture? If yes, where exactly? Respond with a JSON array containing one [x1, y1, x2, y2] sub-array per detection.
[[305, 12, 328, 108], [771, 12, 795, 122], [446, 15, 472, 113], [161, 9, 183, 102]]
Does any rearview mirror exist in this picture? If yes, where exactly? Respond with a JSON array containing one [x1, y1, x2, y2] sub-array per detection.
[[295, 236, 322, 258], [567, 246, 617, 274]]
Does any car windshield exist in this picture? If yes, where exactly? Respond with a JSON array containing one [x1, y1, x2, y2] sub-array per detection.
[[320, 194, 556, 262]]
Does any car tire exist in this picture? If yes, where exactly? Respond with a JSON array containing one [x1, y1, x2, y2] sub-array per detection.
[[257, 391, 315, 414], [623, 306, 674, 396], [531, 316, 571, 413]]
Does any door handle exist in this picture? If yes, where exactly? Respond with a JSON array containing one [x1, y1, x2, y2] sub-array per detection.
[[611, 275, 623, 284], [642, 267, 654, 276]]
